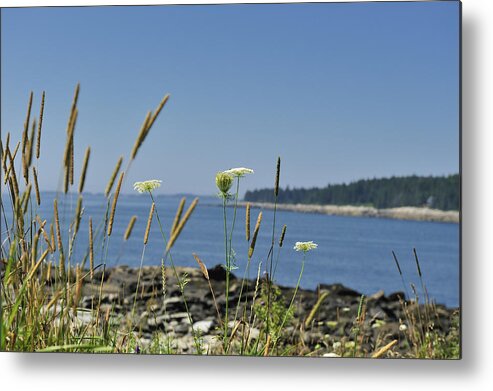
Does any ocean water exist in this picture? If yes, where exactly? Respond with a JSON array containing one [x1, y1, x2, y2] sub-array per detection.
[[1, 193, 460, 307]]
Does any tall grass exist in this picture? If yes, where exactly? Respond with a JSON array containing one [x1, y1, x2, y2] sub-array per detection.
[[0, 86, 458, 358]]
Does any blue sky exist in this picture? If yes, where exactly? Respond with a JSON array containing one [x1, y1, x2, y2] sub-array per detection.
[[1, 2, 460, 195]]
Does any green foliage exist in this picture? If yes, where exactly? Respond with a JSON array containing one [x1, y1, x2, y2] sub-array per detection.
[[254, 283, 293, 338], [147, 333, 177, 355], [415, 311, 460, 359], [245, 174, 460, 211]]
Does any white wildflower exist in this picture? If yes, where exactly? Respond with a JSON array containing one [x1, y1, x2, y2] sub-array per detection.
[[223, 167, 254, 177], [293, 241, 318, 252], [133, 179, 162, 193], [399, 324, 408, 332]]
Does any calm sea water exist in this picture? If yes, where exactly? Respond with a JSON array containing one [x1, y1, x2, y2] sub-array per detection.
[[2, 193, 460, 307]]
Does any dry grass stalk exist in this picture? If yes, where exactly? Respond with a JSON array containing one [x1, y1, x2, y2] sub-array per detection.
[[36, 91, 45, 159], [89, 217, 94, 279], [264, 334, 271, 356], [130, 111, 152, 160], [413, 247, 422, 277], [32, 167, 41, 205], [63, 112, 76, 193], [78, 147, 91, 193], [46, 260, 52, 282], [74, 196, 83, 235], [193, 253, 221, 324], [166, 197, 198, 251], [170, 197, 186, 235], [7, 179, 17, 207], [74, 265, 83, 312], [248, 211, 263, 259], [1, 139, 8, 174], [279, 224, 287, 247], [130, 94, 170, 160], [124, 215, 137, 241], [28, 118, 35, 167], [49, 223, 56, 252], [16, 200, 24, 235], [372, 340, 398, 358], [35, 214, 46, 229], [63, 95, 78, 190], [107, 171, 124, 237], [304, 291, 329, 328], [31, 233, 39, 267], [193, 253, 209, 280], [63, 112, 76, 166], [21, 183, 32, 214], [21, 119, 35, 184], [9, 171, 20, 205], [11, 141, 20, 160], [2, 132, 10, 166], [161, 260, 167, 305], [53, 199, 65, 277], [274, 156, 281, 196], [146, 94, 170, 131], [7, 147, 19, 202], [22, 152, 29, 185], [64, 166, 70, 194], [392, 250, 403, 275], [69, 139, 75, 185], [65, 84, 80, 141], [245, 203, 251, 242], [2, 148, 10, 184], [144, 202, 155, 245], [69, 83, 80, 115], [105, 156, 123, 197], [4, 143, 20, 186], [22, 91, 34, 154], [38, 217, 51, 252]]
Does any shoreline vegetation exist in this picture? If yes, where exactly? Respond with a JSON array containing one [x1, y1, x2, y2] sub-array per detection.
[[71, 264, 459, 357], [237, 201, 459, 224], [1, 86, 460, 358]]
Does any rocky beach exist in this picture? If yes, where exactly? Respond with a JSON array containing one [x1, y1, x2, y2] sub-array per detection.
[[239, 202, 459, 223], [74, 265, 459, 357]]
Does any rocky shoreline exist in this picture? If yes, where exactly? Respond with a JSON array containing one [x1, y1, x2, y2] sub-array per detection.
[[75, 265, 459, 357], [238, 202, 459, 223]]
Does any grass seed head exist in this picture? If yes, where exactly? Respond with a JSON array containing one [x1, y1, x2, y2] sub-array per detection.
[[248, 211, 263, 259]]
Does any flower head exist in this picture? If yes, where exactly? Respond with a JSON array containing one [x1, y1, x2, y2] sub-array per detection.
[[223, 167, 254, 177], [215, 172, 234, 195], [133, 179, 162, 193], [294, 241, 318, 252]]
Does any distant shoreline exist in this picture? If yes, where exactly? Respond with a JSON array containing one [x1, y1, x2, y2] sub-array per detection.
[[237, 201, 459, 223]]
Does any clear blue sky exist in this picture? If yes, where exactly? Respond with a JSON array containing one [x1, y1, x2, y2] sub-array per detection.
[[1, 2, 460, 195]]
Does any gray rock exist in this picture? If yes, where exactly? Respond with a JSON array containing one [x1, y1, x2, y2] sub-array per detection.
[[193, 319, 214, 334]]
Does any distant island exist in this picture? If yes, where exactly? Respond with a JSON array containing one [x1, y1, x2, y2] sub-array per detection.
[[244, 174, 459, 211]]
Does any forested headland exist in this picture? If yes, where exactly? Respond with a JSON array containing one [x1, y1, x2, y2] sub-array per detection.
[[244, 174, 460, 211]]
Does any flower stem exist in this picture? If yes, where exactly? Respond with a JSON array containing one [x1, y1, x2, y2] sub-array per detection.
[[148, 192, 202, 354], [222, 196, 229, 350], [272, 252, 305, 351], [266, 188, 278, 338]]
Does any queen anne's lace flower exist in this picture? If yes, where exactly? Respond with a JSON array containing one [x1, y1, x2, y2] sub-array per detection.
[[215, 172, 234, 195], [133, 180, 162, 193], [293, 241, 318, 252], [223, 167, 254, 177]]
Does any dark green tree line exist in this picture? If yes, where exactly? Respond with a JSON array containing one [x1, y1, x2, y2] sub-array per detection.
[[244, 174, 459, 211]]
